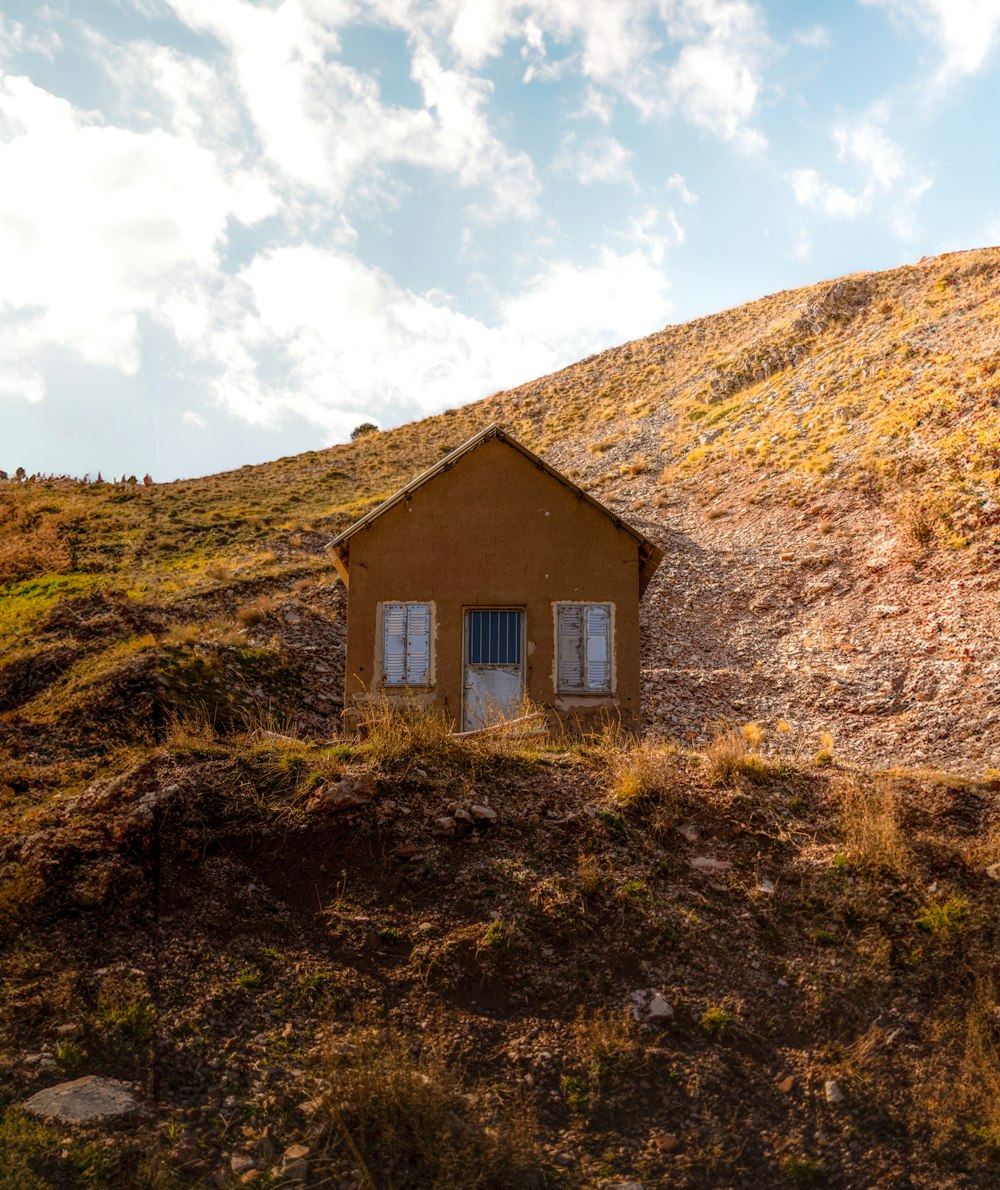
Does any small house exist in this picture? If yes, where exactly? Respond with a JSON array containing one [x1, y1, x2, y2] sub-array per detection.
[[327, 425, 663, 732]]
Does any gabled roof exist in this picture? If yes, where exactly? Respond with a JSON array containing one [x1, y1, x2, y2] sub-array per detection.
[[326, 423, 664, 593]]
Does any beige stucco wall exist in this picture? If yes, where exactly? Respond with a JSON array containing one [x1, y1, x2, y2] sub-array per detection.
[[341, 436, 644, 731]]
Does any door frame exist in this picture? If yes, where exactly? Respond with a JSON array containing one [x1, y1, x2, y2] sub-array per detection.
[[460, 606, 526, 731]]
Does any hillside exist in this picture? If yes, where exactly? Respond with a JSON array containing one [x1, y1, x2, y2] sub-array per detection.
[[1, 247, 999, 1187], [2, 245, 999, 773]]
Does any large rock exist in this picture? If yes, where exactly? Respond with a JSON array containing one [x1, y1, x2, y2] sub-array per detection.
[[23, 1076, 141, 1124]]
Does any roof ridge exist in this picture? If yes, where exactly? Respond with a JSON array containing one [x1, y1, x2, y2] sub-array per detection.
[[324, 423, 663, 568]]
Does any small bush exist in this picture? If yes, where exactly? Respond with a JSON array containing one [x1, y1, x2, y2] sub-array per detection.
[[699, 1005, 737, 1039], [164, 711, 225, 757], [781, 1154, 824, 1186], [234, 966, 264, 990], [916, 894, 970, 939], [55, 1041, 87, 1075], [356, 698, 454, 769], [814, 730, 835, 766], [351, 421, 379, 440], [478, 918, 513, 953], [897, 491, 942, 547], [97, 977, 156, 1046], [577, 853, 605, 897]]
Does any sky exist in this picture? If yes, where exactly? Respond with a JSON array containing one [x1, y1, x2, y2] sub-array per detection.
[[1, 1, 999, 481]]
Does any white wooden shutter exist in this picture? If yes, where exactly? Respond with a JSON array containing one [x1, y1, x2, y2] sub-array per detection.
[[383, 603, 407, 685], [405, 604, 430, 685], [585, 605, 611, 692], [557, 605, 584, 692]]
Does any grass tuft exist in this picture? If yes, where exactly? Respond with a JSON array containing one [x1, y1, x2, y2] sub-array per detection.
[[702, 724, 792, 787], [837, 774, 908, 876], [318, 1021, 543, 1189]]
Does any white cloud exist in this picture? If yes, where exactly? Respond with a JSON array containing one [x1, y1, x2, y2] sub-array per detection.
[[372, 0, 770, 147], [3, 1, 763, 455], [446, 0, 519, 68], [667, 38, 766, 150], [666, 172, 698, 204], [166, 228, 671, 438], [792, 25, 830, 49], [160, 0, 540, 217], [574, 87, 615, 125], [833, 114, 905, 189], [0, 70, 274, 390], [556, 132, 634, 185], [0, 357, 44, 403], [658, 0, 770, 149], [789, 110, 931, 234], [790, 226, 812, 260], [0, 14, 62, 62], [789, 168, 864, 218], [862, 0, 1000, 84]]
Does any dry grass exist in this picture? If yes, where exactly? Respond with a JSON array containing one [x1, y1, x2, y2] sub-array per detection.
[[355, 698, 456, 770], [921, 978, 1000, 1157], [576, 852, 606, 898], [0, 519, 71, 584], [318, 1021, 543, 1189], [702, 724, 791, 787], [608, 741, 683, 822], [837, 774, 908, 876], [355, 696, 546, 772], [562, 1005, 647, 1118], [163, 711, 225, 757], [971, 820, 1000, 873], [237, 593, 280, 626], [897, 491, 944, 547]]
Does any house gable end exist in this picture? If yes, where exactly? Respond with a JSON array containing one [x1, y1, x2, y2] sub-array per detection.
[[328, 425, 663, 591]]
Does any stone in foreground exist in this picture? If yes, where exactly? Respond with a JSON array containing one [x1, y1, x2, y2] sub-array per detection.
[[23, 1076, 141, 1124], [629, 988, 674, 1023]]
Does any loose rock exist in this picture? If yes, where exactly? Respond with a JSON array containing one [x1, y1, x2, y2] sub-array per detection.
[[689, 857, 733, 875], [282, 1143, 310, 1182], [629, 988, 674, 1023], [307, 774, 375, 813], [22, 1076, 141, 1124]]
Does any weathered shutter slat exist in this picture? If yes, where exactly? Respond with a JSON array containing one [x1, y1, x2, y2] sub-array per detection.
[[383, 604, 408, 685], [585, 605, 611, 692], [557, 605, 584, 691], [405, 603, 430, 685]]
